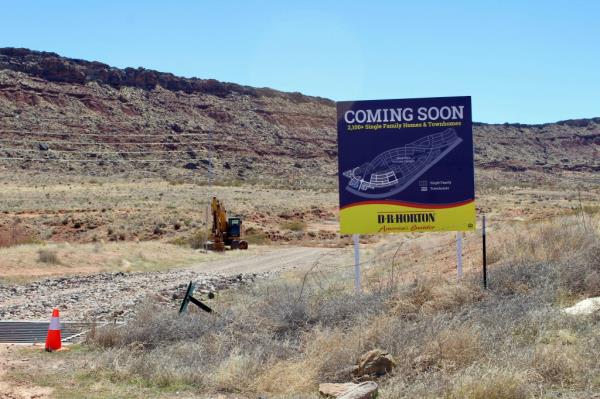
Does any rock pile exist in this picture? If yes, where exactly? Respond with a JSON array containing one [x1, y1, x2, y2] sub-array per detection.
[[0, 270, 267, 321], [352, 349, 396, 381], [318, 349, 394, 398]]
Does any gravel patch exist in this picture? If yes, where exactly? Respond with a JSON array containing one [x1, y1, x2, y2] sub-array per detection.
[[0, 270, 268, 321]]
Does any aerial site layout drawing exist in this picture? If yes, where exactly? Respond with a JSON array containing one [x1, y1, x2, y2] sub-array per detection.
[[342, 128, 462, 199]]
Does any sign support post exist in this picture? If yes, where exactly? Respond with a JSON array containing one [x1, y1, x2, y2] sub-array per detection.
[[456, 232, 463, 279], [353, 234, 361, 293], [482, 215, 487, 289]]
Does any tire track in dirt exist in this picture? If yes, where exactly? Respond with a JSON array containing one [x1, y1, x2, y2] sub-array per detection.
[[190, 246, 341, 275]]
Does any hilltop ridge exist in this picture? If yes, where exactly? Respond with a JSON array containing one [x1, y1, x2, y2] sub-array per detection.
[[0, 47, 332, 104], [0, 48, 598, 187]]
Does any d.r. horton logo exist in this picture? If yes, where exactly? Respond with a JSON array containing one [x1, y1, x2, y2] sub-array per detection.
[[377, 212, 435, 224], [377, 211, 436, 232]]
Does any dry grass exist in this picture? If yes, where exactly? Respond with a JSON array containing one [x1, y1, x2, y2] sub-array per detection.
[[531, 343, 584, 386], [244, 227, 270, 245], [10, 215, 600, 398], [424, 326, 483, 371], [0, 241, 226, 281], [487, 215, 596, 264], [170, 228, 211, 249], [0, 222, 36, 248], [37, 248, 60, 264], [447, 368, 530, 399], [389, 275, 483, 317], [280, 220, 307, 232], [2, 170, 596, 251]]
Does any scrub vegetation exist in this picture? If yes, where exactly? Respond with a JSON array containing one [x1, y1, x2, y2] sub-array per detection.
[[11, 214, 600, 398]]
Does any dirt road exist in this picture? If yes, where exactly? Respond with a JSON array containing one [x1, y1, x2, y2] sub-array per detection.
[[190, 245, 345, 274]]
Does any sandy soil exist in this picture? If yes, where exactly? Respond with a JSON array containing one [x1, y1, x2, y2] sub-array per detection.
[[0, 345, 53, 399]]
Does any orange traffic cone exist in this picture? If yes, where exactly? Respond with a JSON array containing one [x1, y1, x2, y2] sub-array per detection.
[[45, 308, 62, 352]]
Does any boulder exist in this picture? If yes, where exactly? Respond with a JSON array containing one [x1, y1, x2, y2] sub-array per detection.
[[170, 123, 184, 133], [319, 382, 357, 397], [338, 381, 378, 399], [352, 349, 395, 381], [183, 162, 198, 170], [563, 297, 600, 315]]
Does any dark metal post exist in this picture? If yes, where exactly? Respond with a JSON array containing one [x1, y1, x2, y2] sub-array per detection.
[[482, 215, 487, 289], [179, 281, 213, 314], [179, 281, 196, 314]]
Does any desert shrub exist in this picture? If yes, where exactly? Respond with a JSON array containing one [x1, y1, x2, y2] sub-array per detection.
[[488, 260, 558, 296], [90, 304, 223, 349], [304, 327, 366, 382], [244, 227, 270, 245], [240, 280, 391, 339], [489, 216, 596, 265], [252, 328, 365, 393], [488, 240, 600, 305], [89, 306, 296, 390], [212, 353, 262, 392], [560, 242, 600, 297], [88, 278, 391, 393], [390, 274, 483, 317], [447, 367, 530, 399], [280, 220, 307, 232], [0, 223, 36, 248], [424, 326, 483, 371], [169, 236, 188, 247], [188, 228, 210, 249], [531, 343, 584, 386], [38, 249, 60, 264]]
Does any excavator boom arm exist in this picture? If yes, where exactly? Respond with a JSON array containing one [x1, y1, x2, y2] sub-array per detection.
[[211, 197, 228, 234]]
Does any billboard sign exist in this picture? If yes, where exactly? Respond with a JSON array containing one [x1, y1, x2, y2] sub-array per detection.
[[337, 96, 475, 234]]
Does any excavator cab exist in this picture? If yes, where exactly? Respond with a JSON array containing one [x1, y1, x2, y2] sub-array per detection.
[[228, 217, 242, 238], [226, 217, 247, 249]]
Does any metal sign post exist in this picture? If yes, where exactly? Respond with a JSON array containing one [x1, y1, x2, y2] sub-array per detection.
[[179, 281, 213, 314], [353, 234, 361, 293], [482, 215, 487, 289], [456, 231, 463, 279]]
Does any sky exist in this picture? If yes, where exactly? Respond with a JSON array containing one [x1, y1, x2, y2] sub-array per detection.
[[1, 1, 599, 124]]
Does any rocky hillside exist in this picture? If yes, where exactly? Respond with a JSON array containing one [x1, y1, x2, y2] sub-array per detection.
[[0, 48, 598, 188]]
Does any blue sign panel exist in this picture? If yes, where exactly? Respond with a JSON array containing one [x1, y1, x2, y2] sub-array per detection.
[[337, 96, 475, 233]]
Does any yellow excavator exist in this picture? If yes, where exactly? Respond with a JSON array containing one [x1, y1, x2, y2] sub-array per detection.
[[205, 197, 248, 251]]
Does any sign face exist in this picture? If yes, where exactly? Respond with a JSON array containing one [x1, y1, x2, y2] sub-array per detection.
[[337, 96, 475, 234]]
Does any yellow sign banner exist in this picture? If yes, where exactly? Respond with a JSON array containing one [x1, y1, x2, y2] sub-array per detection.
[[339, 200, 476, 234]]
